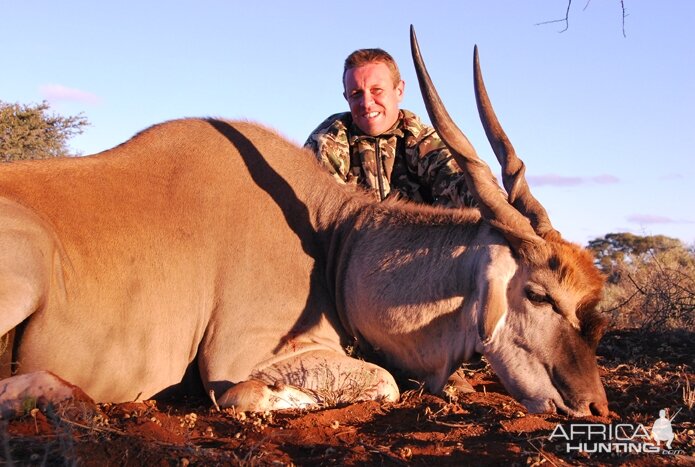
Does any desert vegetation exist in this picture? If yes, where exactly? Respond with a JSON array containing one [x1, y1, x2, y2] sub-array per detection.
[[590, 232, 695, 332]]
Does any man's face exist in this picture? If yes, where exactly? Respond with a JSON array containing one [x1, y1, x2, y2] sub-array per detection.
[[344, 62, 404, 136]]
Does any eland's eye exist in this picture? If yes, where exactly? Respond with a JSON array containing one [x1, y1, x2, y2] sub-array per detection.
[[525, 287, 548, 305], [525, 284, 552, 305], [525, 286, 563, 316]]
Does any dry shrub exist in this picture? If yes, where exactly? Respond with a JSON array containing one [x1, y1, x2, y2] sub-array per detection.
[[598, 245, 695, 332]]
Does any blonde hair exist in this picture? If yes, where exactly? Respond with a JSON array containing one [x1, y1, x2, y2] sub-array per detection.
[[343, 48, 401, 88]]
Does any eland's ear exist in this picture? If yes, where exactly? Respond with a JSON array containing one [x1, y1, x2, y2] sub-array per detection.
[[477, 277, 508, 343]]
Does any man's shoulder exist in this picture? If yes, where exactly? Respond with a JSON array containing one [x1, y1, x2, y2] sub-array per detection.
[[400, 109, 438, 141], [305, 112, 352, 149], [310, 112, 352, 136]]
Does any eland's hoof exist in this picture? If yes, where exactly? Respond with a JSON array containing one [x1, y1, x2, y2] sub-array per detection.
[[0, 371, 95, 419], [444, 369, 476, 396], [216, 380, 317, 412]]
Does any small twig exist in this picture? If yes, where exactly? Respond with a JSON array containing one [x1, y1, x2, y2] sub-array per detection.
[[59, 417, 192, 448], [600, 287, 640, 314], [526, 439, 560, 467], [209, 389, 221, 412], [535, 0, 572, 32], [682, 373, 694, 410], [430, 420, 472, 429], [58, 417, 125, 436]]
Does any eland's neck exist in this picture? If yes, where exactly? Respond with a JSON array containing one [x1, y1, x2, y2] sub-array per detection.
[[331, 200, 492, 390]]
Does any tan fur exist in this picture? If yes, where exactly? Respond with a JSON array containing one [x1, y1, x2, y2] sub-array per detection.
[[0, 117, 607, 416]]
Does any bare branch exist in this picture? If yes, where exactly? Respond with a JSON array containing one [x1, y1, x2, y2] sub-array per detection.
[[621, 0, 628, 38], [535, 0, 572, 33], [536, 0, 628, 37]]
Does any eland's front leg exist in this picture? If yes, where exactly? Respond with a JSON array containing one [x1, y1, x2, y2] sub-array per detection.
[[213, 350, 399, 412]]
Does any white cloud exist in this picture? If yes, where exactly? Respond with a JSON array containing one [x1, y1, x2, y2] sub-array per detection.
[[627, 214, 694, 225], [527, 174, 620, 187], [590, 175, 620, 184], [39, 84, 101, 105], [659, 173, 686, 181], [627, 214, 675, 224]]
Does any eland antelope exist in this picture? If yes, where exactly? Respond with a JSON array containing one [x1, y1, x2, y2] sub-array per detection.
[[0, 27, 608, 418]]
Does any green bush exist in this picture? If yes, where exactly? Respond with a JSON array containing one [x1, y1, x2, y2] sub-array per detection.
[[0, 100, 88, 161]]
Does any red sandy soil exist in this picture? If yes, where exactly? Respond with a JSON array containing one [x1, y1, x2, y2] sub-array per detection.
[[1, 329, 693, 466]]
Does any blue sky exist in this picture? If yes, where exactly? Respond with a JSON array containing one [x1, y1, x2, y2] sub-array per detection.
[[3, 1, 694, 246]]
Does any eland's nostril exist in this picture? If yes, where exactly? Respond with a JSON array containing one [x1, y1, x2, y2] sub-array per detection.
[[590, 401, 609, 417]]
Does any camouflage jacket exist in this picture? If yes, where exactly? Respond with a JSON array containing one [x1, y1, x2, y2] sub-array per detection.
[[304, 109, 476, 207]]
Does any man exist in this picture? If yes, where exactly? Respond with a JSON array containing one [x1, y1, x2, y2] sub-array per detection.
[[305, 48, 475, 208], [305, 48, 478, 396]]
